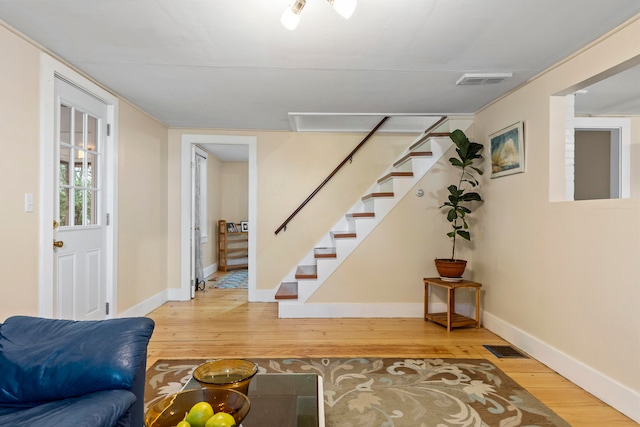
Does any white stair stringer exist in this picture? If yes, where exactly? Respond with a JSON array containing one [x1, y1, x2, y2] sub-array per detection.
[[278, 132, 455, 317]]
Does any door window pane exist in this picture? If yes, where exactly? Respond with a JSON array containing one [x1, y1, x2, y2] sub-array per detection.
[[59, 147, 70, 185], [59, 187, 69, 226], [58, 103, 102, 227], [74, 110, 83, 147], [87, 115, 97, 152], [60, 105, 71, 145], [87, 152, 97, 189], [74, 190, 84, 226], [87, 190, 97, 225]]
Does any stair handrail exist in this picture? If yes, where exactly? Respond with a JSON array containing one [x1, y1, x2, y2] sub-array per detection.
[[274, 116, 390, 235]]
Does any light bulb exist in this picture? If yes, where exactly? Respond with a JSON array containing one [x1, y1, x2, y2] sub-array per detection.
[[280, 8, 301, 30], [330, 0, 357, 19], [281, 0, 306, 30]]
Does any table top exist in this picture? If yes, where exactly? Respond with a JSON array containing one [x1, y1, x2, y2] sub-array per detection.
[[185, 373, 324, 427], [424, 277, 482, 288]]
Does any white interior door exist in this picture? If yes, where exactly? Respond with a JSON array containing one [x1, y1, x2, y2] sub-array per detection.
[[53, 78, 109, 320]]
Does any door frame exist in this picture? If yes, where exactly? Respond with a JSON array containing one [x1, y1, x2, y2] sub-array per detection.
[[39, 53, 119, 318], [178, 134, 257, 301]]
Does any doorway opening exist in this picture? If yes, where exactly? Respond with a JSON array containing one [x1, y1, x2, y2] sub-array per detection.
[[570, 116, 631, 201], [180, 134, 257, 301]]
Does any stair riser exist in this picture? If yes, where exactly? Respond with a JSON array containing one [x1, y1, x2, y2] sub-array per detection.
[[345, 215, 375, 231], [408, 138, 432, 153], [378, 180, 394, 192]]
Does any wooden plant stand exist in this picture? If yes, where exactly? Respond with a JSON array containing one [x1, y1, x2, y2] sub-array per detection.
[[423, 277, 482, 331]]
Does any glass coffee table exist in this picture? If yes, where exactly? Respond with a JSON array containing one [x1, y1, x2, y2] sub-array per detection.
[[184, 373, 325, 427]]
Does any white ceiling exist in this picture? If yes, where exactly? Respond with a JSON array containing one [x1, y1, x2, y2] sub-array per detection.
[[0, 0, 638, 132]]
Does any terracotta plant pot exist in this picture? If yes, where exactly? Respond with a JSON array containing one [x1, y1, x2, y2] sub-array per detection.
[[434, 259, 467, 278]]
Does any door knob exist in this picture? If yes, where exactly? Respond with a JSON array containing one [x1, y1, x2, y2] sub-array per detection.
[[53, 240, 64, 248]]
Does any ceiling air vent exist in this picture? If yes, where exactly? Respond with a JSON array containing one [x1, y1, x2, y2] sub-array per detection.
[[456, 73, 513, 86]]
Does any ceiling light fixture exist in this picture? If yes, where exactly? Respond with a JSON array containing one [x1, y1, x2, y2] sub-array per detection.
[[281, 0, 357, 31], [281, 0, 306, 31]]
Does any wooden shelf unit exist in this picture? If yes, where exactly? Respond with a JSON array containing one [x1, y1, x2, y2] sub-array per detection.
[[218, 220, 248, 272]]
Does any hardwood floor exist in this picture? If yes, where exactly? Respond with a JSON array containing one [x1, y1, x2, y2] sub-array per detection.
[[146, 284, 636, 426]]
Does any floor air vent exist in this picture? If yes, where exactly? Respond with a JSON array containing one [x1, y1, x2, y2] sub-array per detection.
[[483, 345, 528, 358]]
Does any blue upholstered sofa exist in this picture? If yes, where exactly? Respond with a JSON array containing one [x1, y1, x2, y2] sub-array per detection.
[[0, 315, 155, 427]]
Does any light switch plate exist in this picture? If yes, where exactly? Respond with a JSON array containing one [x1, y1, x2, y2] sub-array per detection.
[[24, 193, 34, 212]]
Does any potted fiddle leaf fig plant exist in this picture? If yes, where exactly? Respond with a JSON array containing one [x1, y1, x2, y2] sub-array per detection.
[[435, 129, 484, 279]]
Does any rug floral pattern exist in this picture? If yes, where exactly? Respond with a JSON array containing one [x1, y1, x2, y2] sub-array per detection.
[[145, 358, 570, 427]]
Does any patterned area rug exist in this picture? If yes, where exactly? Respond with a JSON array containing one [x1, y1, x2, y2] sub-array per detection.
[[145, 357, 570, 427], [208, 269, 248, 289]]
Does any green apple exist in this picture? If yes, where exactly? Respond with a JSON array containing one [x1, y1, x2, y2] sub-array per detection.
[[204, 412, 236, 427], [185, 402, 214, 427]]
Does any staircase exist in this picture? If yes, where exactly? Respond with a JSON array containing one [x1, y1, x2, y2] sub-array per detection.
[[274, 118, 468, 317]]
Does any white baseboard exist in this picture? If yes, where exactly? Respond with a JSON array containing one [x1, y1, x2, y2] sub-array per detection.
[[203, 263, 217, 279], [277, 301, 474, 319], [483, 311, 640, 423], [277, 302, 424, 318], [248, 288, 276, 302], [118, 286, 192, 318], [118, 289, 169, 318]]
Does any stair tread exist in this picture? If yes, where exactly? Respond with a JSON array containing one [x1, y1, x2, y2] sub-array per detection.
[[275, 282, 298, 300], [331, 231, 357, 238], [295, 265, 317, 279], [346, 212, 375, 219], [377, 171, 414, 184], [362, 192, 394, 201], [314, 247, 337, 258], [393, 151, 433, 168], [409, 131, 451, 151]]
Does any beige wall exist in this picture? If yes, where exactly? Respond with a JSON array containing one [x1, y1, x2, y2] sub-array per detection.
[[0, 25, 42, 318], [117, 102, 169, 312], [220, 162, 248, 223], [0, 24, 169, 320], [473, 17, 640, 393]]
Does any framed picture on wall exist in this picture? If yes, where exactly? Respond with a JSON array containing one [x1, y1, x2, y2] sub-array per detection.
[[489, 121, 525, 178], [241, 221, 249, 232]]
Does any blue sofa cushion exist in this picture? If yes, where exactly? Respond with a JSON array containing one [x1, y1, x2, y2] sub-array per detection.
[[0, 316, 154, 404], [0, 389, 136, 427]]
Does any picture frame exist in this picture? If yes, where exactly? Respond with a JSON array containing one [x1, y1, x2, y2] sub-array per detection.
[[489, 121, 525, 178], [226, 222, 238, 233], [240, 221, 249, 232]]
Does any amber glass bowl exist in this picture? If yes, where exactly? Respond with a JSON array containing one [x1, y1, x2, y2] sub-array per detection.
[[144, 387, 250, 427], [193, 359, 258, 395]]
